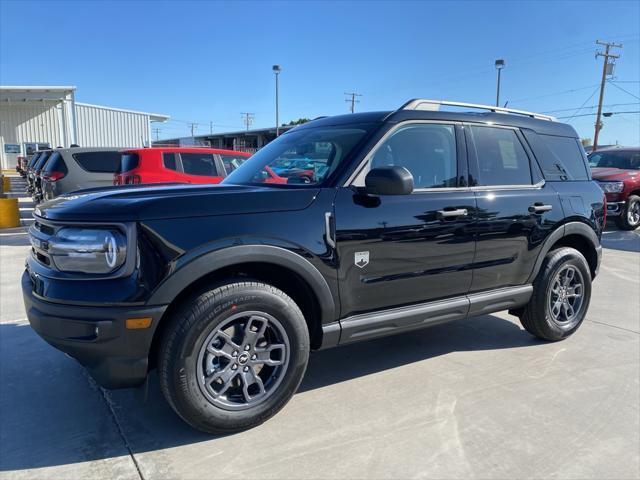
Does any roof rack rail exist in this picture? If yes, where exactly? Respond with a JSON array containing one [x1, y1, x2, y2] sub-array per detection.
[[399, 99, 556, 121]]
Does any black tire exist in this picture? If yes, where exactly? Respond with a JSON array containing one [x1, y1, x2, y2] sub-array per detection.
[[615, 195, 640, 231], [158, 281, 310, 434], [519, 247, 592, 341]]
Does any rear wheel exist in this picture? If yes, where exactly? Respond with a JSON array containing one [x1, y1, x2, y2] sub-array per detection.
[[615, 195, 640, 230], [519, 247, 592, 341], [158, 281, 310, 433]]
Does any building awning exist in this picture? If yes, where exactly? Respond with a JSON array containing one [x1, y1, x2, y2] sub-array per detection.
[[0, 86, 76, 103]]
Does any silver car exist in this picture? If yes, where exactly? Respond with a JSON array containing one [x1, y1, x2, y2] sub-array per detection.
[[40, 147, 124, 201]]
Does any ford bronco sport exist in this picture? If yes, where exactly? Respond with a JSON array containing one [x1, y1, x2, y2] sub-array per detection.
[[23, 99, 604, 433]]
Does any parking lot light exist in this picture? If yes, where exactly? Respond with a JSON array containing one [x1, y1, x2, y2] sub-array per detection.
[[273, 65, 282, 136]]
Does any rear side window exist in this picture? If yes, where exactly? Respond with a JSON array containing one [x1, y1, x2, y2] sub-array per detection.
[[539, 135, 589, 180], [34, 152, 51, 171], [28, 153, 41, 167], [468, 126, 532, 185], [220, 154, 249, 175], [120, 153, 140, 173], [73, 151, 121, 173], [42, 152, 68, 174], [180, 153, 217, 176], [163, 153, 178, 171]]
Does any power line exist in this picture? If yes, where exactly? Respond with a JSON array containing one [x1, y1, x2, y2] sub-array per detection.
[[593, 40, 623, 151], [240, 112, 255, 131], [559, 110, 640, 119], [607, 80, 640, 101], [188, 122, 198, 139], [542, 102, 639, 114], [344, 92, 362, 113], [565, 86, 601, 121], [152, 127, 162, 141]]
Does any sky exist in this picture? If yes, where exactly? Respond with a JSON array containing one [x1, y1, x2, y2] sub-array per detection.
[[1, 0, 639, 145]]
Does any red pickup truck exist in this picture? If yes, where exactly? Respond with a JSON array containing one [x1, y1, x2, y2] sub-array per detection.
[[589, 147, 640, 230]]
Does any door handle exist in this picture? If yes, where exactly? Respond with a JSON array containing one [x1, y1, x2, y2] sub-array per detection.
[[529, 203, 553, 213], [437, 208, 468, 219]]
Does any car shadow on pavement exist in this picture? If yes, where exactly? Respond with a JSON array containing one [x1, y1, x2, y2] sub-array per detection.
[[0, 313, 542, 473], [601, 225, 640, 253]]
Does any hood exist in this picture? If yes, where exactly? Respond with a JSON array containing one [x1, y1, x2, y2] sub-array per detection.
[[36, 183, 320, 222], [591, 167, 639, 182]]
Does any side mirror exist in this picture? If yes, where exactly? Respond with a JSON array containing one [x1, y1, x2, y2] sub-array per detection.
[[364, 166, 414, 195]]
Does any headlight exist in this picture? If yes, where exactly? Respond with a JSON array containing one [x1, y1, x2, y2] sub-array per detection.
[[48, 228, 126, 274], [599, 181, 624, 193]]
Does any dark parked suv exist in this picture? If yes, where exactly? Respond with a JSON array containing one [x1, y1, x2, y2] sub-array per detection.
[[23, 100, 604, 433]]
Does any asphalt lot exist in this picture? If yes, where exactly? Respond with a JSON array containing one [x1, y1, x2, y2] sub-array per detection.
[[1, 225, 638, 480]]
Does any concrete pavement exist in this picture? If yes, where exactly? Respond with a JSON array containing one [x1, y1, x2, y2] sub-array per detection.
[[1, 227, 638, 479]]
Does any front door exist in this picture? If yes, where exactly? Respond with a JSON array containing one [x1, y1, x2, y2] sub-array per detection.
[[334, 122, 477, 318]]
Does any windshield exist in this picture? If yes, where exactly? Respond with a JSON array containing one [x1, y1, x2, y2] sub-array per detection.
[[588, 150, 640, 170], [222, 125, 372, 186]]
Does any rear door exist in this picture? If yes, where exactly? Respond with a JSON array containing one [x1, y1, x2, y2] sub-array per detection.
[[335, 122, 477, 319], [466, 124, 564, 292]]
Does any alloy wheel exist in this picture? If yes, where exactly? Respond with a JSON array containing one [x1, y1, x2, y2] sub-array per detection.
[[628, 200, 640, 226], [548, 265, 585, 325], [196, 311, 290, 411]]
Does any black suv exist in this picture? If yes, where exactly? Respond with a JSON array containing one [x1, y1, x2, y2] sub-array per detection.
[[23, 100, 604, 433]]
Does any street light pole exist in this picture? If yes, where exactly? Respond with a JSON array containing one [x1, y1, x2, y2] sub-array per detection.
[[273, 65, 282, 137], [495, 59, 505, 107]]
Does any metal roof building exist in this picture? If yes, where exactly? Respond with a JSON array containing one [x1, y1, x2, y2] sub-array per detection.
[[0, 86, 169, 169]]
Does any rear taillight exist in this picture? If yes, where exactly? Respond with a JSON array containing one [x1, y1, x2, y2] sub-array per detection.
[[125, 175, 141, 185], [43, 171, 66, 182]]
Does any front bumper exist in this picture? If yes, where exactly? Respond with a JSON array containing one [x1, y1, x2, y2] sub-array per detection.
[[22, 271, 167, 389]]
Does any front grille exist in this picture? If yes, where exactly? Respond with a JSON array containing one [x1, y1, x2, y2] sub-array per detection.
[[29, 218, 60, 268]]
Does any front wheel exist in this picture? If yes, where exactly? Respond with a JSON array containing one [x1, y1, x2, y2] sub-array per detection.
[[158, 281, 310, 434], [615, 195, 640, 230], [519, 247, 592, 341]]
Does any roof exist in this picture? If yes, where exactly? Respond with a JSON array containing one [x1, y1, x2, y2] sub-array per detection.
[[294, 109, 577, 137], [122, 147, 251, 155], [75, 102, 169, 122], [0, 85, 76, 102], [0, 86, 76, 93]]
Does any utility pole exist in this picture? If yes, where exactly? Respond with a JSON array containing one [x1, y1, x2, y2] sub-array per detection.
[[188, 122, 197, 140], [210, 121, 214, 135], [344, 92, 362, 113], [152, 128, 161, 142], [241, 112, 254, 131], [593, 40, 622, 151]]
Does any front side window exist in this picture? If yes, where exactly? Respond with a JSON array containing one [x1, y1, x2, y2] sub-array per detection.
[[588, 150, 640, 170], [469, 126, 532, 186], [363, 124, 457, 189], [223, 125, 372, 186], [180, 153, 217, 176]]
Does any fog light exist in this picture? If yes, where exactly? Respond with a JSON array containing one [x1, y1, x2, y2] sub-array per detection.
[[126, 317, 153, 329]]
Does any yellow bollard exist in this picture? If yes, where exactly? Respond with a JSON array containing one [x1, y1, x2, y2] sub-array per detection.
[[0, 198, 20, 228], [2, 176, 10, 192]]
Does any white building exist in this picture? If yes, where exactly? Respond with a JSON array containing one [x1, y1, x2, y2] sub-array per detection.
[[0, 86, 169, 169]]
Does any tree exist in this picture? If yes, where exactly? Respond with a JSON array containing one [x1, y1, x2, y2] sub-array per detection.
[[282, 118, 311, 127]]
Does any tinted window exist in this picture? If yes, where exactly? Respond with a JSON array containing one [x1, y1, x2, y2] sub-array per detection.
[[42, 152, 68, 174], [469, 126, 532, 185], [180, 153, 217, 176], [163, 153, 178, 171], [539, 135, 589, 180], [34, 152, 51, 172], [73, 151, 121, 173], [120, 153, 139, 173], [368, 124, 457, 188], [588, 150, 640, 170], [221, 154, 249, 175], [28, 152, 41, 168]]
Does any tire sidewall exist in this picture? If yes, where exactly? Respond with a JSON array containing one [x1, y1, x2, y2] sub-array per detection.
[[620, 196, 640, 230], [541, 251, 592, 339], [168, 284, 309, 432]]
